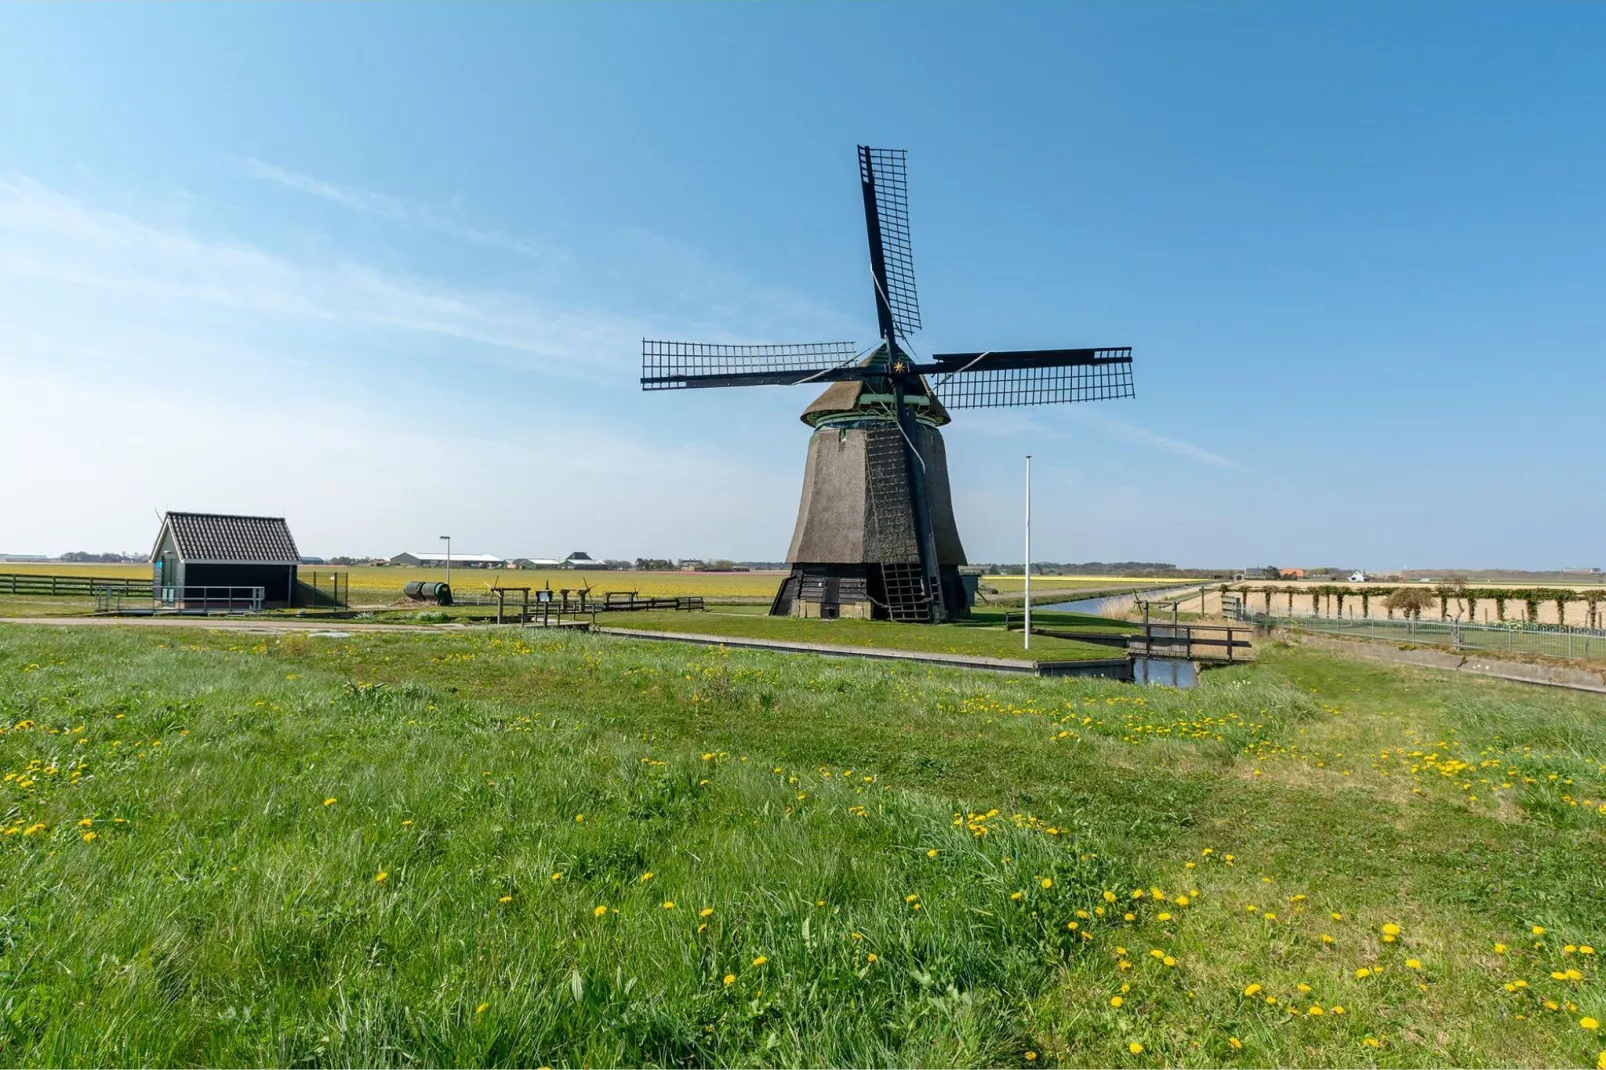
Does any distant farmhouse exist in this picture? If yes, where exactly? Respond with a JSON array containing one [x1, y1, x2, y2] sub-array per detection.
[[1278, 568, 1306, 580], [151, 511, 301, 607], [386, 550, 601, 570], [390, 551, 506, 568]]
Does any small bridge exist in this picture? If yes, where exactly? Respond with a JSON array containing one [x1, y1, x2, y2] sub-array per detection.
[[1128, 622, 1254, 663]]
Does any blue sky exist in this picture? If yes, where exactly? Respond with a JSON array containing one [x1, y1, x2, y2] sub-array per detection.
[[2, 3, 1602, 568]]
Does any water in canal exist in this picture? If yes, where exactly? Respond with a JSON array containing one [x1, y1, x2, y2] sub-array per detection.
[[1036, 587, 1205, 688], [1130, 656, 1199, 688]]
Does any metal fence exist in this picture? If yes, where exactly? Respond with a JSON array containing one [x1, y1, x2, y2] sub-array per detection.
[[1270, 614, 1606, 662]]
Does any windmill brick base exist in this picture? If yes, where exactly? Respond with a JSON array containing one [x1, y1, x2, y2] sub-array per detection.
[[768, 375, 970, 622]]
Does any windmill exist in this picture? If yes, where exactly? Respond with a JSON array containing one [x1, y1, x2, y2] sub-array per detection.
[[642, 146, 1135, 624]]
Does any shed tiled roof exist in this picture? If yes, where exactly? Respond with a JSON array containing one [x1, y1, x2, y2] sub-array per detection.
[[162, 512, 300, 564]]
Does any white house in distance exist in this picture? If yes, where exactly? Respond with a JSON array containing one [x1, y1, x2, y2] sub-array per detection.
[[387, 550, 601, 569], [390, 551, 506, 568]]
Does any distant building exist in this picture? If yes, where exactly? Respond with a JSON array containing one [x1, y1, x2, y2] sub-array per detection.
[[1349, 571, 1368, 582], [151, 511, 300, 606], [389, 551, 506, 568], [0, 553, 48, 563], [1278, 568, 1305, 580], [565, 551, 608, 571]]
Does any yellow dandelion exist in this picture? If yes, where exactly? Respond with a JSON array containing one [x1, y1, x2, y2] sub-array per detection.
[[1103, 890, 1118, 903], [1533, 925, 1546, 935], [700, 907, 714, 917], [1041, 877, 1053, 889], [1128, 1042, 1144, 1055], [323, 797, 337, 806], [662, 901, 676, 910], [1243, 983, 1262, 996], [723, 973, 735, 986], [927, 849, 939, 858], [498, 895, 512, 904], [639, 871, 655, 882], [1406, 958, 1422, 970], [1582, 1017, 1601, 1031], [76, 818, 93, 827], [1174, 895, 1189, 906], [1320, 934, 1335, 944], [866, 952, 878, 963], [1494, 942, 1508, 953], [1332, 1005, 1346, 1015], [1157, 912, 1173, 922], [1228, 1037, 1242, 1049], [593, 905, 608, 917], [752, 955, 768, 966], [1308, 1005, 1324, 1016], [1381, 923, 1401, 936], [906, 894, 920, 904], [1025, 1053, 1037, 1063], [475, 1002, 488, 1014], [1355, 967, 1372, 979], [574, 813, 584, 822], [1363, 1037, 1380, 1049], [81, 830, 98, 842], [375, 870, 389, 882], [1111, 995, 1124, 1007], [550, 872, 562, 881]]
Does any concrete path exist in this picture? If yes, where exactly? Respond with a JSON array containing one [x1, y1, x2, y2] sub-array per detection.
[[1296, 634, 1606, 694], [596, 625, 1133, 678]]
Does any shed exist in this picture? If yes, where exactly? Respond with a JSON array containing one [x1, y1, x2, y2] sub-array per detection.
[[151, 512, 300, 606]]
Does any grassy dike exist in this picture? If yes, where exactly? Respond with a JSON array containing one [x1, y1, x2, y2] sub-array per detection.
[[1, 625, 1603, 1067]]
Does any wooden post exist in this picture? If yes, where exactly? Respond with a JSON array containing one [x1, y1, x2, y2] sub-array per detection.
[[496, 589, 505, 625]]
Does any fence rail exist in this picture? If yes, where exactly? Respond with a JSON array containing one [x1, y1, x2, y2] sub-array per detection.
[[1271, 614, 1606, 662], [0, 572, 151, 597]]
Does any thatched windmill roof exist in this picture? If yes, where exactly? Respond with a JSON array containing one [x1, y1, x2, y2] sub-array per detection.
[[800, 373, 951, 427]]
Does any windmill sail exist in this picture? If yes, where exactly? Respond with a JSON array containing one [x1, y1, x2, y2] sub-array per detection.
[[642, 340, 860, 390], [924, 347, 1135, 409], [859, 147, 920, 341]]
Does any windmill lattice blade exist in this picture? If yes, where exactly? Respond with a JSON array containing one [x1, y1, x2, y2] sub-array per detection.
[[926, 348, 1135, 409], [642, 340, 859, 390], [860, 147, 920, 340]]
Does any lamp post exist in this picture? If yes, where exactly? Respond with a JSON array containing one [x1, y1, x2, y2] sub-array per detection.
[[440, 535, 451, 590], [1024, 454, 1032, 653]]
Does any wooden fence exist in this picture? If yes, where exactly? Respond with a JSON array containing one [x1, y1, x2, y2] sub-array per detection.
[[0, 572, 150, 597]]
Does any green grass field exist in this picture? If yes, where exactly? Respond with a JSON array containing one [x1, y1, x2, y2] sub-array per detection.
[[1, 625, 1603, 1067], [598, 606, 1133, 662]]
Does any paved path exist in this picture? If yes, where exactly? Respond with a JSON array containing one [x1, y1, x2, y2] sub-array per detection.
[[597, 625, 1133, 678]]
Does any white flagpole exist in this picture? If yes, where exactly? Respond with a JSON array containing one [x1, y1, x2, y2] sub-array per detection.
[[1024, 454, 1032, 652]]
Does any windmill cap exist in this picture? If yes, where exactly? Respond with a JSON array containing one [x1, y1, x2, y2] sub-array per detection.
[[800, 359, 951, 428]]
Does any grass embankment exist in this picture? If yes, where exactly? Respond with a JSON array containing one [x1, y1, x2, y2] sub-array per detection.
[[600, 606, 1131, 662], [2, 628, 1604, 1066]]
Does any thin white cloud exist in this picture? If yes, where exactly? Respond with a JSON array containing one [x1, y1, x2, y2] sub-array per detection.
[[1071, 409, 1235, 467], [0, 176, 637, 377], [241, 157, 562, 263]]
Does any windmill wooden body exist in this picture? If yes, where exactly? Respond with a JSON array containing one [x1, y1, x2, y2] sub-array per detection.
[[643, 146, 1135, 623]]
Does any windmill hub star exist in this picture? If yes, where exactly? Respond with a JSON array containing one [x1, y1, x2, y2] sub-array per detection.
[[641, 145, 1136, 624]]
